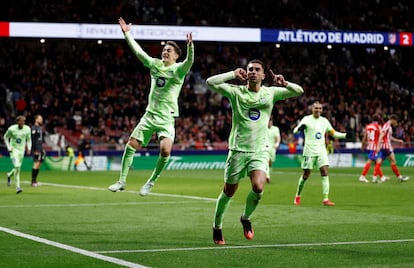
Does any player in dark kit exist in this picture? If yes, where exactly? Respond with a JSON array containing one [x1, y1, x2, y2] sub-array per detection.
[[31, 114, 45, 186]]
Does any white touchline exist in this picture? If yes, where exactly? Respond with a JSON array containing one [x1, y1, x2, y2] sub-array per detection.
[[22, 181, 217, 201], [0, 226, 149, 268], [0, 201, 207, 209], [95, 238, 414, 254]]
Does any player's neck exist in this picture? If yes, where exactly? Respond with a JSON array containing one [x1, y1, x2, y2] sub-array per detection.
[[247, 82, 261, 92], [163, 60, 176, 67]]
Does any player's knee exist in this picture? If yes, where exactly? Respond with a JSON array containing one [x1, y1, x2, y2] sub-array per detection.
[[128, 138, 141, 150]]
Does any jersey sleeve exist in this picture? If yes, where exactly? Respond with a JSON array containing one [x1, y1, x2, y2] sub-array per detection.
[[206, 71, 237, 97], [3, 128, 12, 151], [272, 81, 304, 101], [124, 31, 154, 68], [26, 127, 32, 152], [177, 42, 194, 77], [293, 117, 306, 134]]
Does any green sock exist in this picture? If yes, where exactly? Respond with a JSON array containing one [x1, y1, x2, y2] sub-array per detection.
[[15, 167, 20, 188], [214, 191, 232, 228], [243, 191, 263, 219], [119, 144, 136, 183], [321, 176, 330, 200], [296, 176, 306, 196], [148, 156, 170, 183]]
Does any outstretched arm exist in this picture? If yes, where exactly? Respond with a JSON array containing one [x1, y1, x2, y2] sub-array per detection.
[[328, 129, 350, 139], [119, 17, 153, 66]]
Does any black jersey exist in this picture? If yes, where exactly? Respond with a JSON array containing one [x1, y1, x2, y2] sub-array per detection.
[[31, 124, 43, 152]]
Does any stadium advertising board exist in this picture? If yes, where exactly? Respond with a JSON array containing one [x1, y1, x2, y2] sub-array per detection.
[[0, 153, 413, 171], [261, 29, 413, 46], [0, 22, 412, 46]]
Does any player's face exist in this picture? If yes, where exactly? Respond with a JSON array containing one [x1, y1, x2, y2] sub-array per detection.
[[17, 118, 25, 129], [36, 116, 43, 125], [312, 104, 323, 118], [161, 45, 179, 65], [247, 63, 265, 83]]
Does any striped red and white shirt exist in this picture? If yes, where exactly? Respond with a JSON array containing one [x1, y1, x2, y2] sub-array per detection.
[[380, 120, 393, 150], [365, 121, 381, 151]]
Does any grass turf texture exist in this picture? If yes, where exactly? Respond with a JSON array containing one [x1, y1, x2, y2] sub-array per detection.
[[1, 167, 413, 268]]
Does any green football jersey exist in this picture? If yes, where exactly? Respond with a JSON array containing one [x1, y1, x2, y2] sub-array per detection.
[[207, 71, 303, 152], [294, 115, 333, 156], [125, 32, 194, 118], [4, 124, 32, 152], [268, 125, 280, 152]]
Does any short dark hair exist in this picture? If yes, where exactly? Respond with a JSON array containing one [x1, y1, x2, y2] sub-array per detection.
[[166, 41, 182, 57], [247, 59, 265, 70], [389, 114, 399, 121], [372, 114, 380, 122]]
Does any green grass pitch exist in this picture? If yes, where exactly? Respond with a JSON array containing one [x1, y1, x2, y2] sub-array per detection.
[[1, 167, 413, 267]]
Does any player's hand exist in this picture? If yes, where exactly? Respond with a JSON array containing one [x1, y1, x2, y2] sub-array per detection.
[[234, 68, 247, 81], [186, 32, 193, 46], [118, 17, 131, 33], [269, 70, 288, 86]]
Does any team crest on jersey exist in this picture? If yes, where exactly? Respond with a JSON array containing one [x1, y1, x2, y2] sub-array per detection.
[[315, 132, 322, 139], [156, 77, 166, 87], [248, 108, 261, 121]]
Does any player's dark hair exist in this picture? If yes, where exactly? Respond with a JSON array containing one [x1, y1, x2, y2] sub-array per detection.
[[166, 41, 182, 57], [247, 59, 265, 70], [372, 114, 380, 122], [389, 114, 399, 121]]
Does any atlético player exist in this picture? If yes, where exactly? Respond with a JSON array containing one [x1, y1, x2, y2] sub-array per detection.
[[375, 114, 409, 182], [359, 114, 387, 183]]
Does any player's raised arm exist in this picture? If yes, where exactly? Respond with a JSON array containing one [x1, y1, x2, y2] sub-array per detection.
[[179, 32, 195, 75], [119, 17, 153, 66]]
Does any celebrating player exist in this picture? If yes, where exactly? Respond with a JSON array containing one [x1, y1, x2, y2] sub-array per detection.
[[108, 17, 194, 195], [293, 101, 351, 206], [206, 59, 303, 244], [4, 115, 32, 194]]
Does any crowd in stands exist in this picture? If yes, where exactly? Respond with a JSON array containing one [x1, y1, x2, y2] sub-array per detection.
[[2, 0, 413, 31], [0, 1, 413, 151]]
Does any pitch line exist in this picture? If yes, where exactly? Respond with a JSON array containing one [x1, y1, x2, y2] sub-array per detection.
[[32, 181, 216, 201], [0, 200, 208, 209], [0, 226, 148, 268], [95, 238, 414, 254]]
